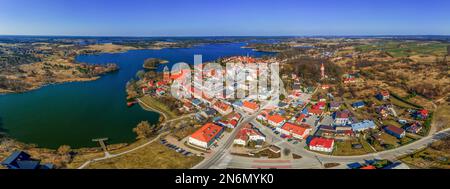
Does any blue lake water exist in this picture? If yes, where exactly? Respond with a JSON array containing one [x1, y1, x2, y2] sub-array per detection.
[[0, 43, 272, 148]]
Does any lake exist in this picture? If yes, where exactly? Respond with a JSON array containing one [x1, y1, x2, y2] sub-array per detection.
[[0, 43, 272, 148]]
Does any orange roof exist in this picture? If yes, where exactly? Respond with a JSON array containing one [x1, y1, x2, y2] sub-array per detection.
[[281, 122, 309, 136], [214, 101, 231, 111], [296, 114, 306, 122], [190, 123, 223, 143], [267, 114, 285, 124], [360, 165, 376, 169], [309, 109, 323, 115], [243, 101, 259, 110]]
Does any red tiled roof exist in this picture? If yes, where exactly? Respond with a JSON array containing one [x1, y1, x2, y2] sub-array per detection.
[[190, 123, 223, 143], [296, 114, 306, 122], [309, 137, 334, 149], [336, 111, 350, 118], [243, 101, 259, 110], [309, 109, 323, 115], [360, 165, 376, 170], [281, 122, 309, 136], [267, 114, 285, 124], [214, 101, 231, 111]]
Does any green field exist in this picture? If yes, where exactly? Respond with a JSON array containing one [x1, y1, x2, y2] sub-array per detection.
[[356, 41, 449, 58]]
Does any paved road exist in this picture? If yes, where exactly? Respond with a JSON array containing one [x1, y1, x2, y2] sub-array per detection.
[[220, 125, 450, 169]]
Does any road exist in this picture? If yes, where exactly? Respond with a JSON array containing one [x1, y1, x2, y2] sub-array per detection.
[[192, 98, 279, 169], [223, 121, 450, 169]]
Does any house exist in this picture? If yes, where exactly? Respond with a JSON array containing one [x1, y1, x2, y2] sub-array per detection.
[[278, 101, 289, 108], [217, 119, 238, 129], [308, 109, 323, 116], [329, 101, 342, 111], [191, 98, 203, 108], [334, 110, 350, 125], [257, 109, 271, 121], [295, 114, 306, 123], [351, 120, 376, 132], [234, 124, 266, 146], [203, 108, 217, 117], [183, 101, 193, 111], [242, 101, 259, 113], [352, 101, 365, 109], [279, 122, 311, 140], [376, 90, 390, 101], [188, 123, 224, 149], [343, 77, 356, 84], [266, 114, 286, 127], [213, 101, 233, 115], [309, 137, 335, 153], [142, 87, 149, 94], [413, 109, 429, 120], [156, 88, 165, 96], [1, 151, 54, 169], [405, 122, 423, 134], [384, 125, 406, 139], [312, 101, 326, 110]]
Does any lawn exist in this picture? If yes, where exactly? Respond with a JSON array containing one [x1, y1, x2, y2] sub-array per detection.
[[332, 139, 375, 156], [139, 95, 178, 120], [389, 96, 418, 109], [401, 137, 450, 169], [86, 143, 203, 169], [433, 104, 450, 131]]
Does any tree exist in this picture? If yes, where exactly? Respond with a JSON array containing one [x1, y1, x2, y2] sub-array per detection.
[[133, 121, 153, 139], [57, 145, 72, 156], [136, 70, 146, 80]]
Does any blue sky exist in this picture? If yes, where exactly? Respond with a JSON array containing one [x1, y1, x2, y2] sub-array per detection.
[[0, 0, 449, 36]]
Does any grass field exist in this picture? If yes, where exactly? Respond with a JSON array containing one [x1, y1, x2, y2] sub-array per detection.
[[356, 41, 449, 58], [86, 142, 203, 169], [401, 137, 450, 169], [139, 95, 178, 120], [433, 104, 450, 131], [332, 139, 375, 156]]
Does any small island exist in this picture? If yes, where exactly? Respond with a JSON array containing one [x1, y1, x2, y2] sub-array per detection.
[[143, 58, 168, 70]]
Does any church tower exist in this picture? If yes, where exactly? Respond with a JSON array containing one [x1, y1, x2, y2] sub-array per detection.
[[320, 63, 325, 80], [163, 66, 170, 83]]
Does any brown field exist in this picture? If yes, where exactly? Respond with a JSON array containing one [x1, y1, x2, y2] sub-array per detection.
[[86, 142, 203, 169]]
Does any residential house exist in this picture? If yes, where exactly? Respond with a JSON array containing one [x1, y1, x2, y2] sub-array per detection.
[[234, 124, 266, 146], [279, 122, 311, 140], [329, 101, 342, 111], [242, 101, 259, 113], [334, 110, 350, 125], [267, 114, 286, 127], [413, 109, 429, 120], [405, 122, 423, 134], [352, 101, 365, 109], [376, 90, 390, 101], [188, 123, 224, 149], [213, 101, 233, 115], [384, 125, 406, 139], [309, 137, 335, 153], [1, 151, 53, 169], [308, 109, 323, 116], [351, 120, 376, 132]]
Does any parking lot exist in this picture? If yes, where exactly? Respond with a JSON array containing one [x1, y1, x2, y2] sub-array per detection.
[[160, 138, 194, 157]]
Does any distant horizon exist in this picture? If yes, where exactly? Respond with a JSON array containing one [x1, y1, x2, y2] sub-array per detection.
[[1, 34, 450, 38], [1, 0, 449, 36]]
